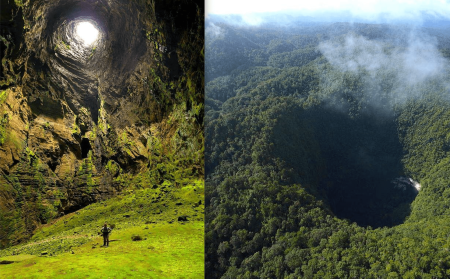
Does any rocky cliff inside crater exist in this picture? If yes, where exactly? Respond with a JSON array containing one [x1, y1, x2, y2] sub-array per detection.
[[0, 0, 204, 248]]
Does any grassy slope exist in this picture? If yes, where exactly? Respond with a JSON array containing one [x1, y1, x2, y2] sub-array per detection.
[[0, 180, 204, 278]]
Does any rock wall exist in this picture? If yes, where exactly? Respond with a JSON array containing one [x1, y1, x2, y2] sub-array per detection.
[[0, 0, 204, 248]]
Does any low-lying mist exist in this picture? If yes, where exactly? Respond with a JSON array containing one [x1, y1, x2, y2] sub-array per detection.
[[318, 31, 450, 108]]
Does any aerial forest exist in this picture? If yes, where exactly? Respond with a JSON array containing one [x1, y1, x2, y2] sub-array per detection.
[[205, 18, 450, 278]]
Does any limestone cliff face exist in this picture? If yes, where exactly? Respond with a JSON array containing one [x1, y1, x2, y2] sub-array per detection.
[[0, 0, 204, 247]]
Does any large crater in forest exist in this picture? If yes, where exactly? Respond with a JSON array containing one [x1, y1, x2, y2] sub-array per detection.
[[275, 106, 418, 228]]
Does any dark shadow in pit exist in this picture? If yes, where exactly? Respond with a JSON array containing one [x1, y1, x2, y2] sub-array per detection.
[[81, 138, 92, 159], [310, 108, 417, 228], [29, 95, 65, 120], [273, 105, 417, 228]]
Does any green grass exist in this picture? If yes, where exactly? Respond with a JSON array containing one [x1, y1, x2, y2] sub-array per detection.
[[0, 180, 204, 278]]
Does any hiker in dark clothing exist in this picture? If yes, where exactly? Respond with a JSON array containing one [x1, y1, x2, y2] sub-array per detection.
[[101, 223, 112, 246]]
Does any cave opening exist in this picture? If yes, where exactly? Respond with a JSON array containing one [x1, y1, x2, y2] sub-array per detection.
[[75, 21, 99, 46], [22, 0, 146, 126], [81, 138, 92, 159]]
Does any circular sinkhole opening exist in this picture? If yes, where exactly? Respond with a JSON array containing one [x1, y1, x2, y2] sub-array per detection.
[[310, 109, 418, 228], [50, 17, 104, 62], [75, 21, 99, 47], [272, 106, 419, 229]]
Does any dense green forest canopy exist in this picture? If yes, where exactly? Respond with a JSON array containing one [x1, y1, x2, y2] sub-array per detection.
[[205, 19, 450, 278]]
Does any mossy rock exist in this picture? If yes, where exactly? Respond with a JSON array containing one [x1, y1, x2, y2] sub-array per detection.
[[131, 235, 142, 241]]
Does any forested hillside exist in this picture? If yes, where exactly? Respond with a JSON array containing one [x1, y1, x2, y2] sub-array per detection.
[[205, 20, 450, 278]]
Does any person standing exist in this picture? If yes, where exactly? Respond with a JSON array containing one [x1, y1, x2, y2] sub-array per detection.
[[101, 223, 112, 247]]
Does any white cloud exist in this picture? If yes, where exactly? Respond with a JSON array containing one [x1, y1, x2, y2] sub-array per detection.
[[318, 32, 449, 105], [205, 22, 224, 39], [206, 0, 450, 21]]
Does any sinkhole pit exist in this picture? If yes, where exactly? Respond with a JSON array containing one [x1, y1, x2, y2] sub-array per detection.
[[273, 106, 418, 228]]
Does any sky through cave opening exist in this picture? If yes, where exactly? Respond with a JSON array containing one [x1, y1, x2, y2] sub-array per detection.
[[75, 21, 99, 46]]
